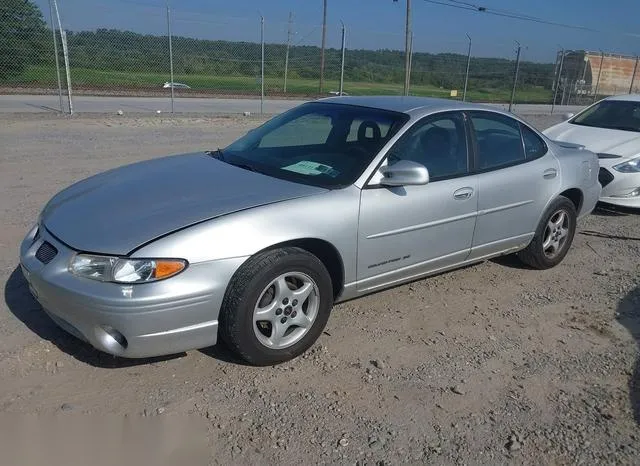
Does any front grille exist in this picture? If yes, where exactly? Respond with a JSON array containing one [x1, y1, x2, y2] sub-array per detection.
[[35, 241, 58, 264], [598, 167, 615, 188]]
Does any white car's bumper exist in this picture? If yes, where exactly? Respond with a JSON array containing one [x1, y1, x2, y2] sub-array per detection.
[[598, 167, 640, 208]]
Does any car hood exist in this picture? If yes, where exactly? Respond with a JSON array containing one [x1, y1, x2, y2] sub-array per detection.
[[41, 152, 327, 255], [544, 122, 640, 159]]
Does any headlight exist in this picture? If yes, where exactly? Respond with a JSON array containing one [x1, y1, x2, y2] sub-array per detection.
[[613, 157, 640, 173], [69, 254, 187, 283]]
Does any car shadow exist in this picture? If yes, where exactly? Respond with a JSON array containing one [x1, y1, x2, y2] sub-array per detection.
[[3, 266, 185, 369], [616, 284, 640, 425], [490, 254, 534, 270], [592, 203, 638, 217], [198, 345, 249, 365]]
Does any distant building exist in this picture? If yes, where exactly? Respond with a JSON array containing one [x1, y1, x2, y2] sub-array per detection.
[[552, 50, 639, 103]]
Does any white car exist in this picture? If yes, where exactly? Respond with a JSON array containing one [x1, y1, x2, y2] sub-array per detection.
[[163, 82, 191, 89], [544, 94, 640, 208]]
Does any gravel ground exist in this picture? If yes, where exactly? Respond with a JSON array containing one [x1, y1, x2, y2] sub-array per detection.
[[1, 112, 639, 465]]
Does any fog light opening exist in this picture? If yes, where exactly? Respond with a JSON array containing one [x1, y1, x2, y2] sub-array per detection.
[[102, 326, 128, 349]]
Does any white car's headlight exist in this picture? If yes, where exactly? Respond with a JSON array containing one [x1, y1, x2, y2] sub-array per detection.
[[613, 157, 640, 173], [69, 254, 187, 283]]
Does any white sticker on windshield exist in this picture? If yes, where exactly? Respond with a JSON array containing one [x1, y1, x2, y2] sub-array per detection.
[[282, 161, 339, 177]]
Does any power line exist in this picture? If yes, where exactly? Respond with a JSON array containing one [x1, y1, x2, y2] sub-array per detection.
[[424, 0, 640, 38]]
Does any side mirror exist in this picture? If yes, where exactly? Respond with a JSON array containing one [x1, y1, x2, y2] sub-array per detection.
[[379, 160, 429, 187], [562, 112, 574, 121]]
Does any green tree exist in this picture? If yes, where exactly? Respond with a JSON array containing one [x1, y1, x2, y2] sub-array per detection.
[[0, 0, 49, 80]]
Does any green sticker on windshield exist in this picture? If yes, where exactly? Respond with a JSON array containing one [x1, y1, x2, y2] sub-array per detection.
[[282, 161, 339, 177]]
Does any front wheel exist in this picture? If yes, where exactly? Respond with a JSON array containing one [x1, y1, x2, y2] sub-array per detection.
[[517, 196, 577, 269], [219, 247, 333, 366]]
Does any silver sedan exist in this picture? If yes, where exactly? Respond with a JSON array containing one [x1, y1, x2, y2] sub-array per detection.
[[20, 97, 601, 365]]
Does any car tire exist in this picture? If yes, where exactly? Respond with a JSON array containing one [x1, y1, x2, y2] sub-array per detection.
[[517, 196, 577, 270], [219, 247, 333, 366]]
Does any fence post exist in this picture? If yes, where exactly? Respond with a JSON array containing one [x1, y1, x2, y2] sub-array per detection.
[[339, 21, 346, 96], [551, 48, 564, 114], [261, 15, 265, 115], [463, 34, 471, 102], [51, 0, 72, 115], [48, 0, 63, 113], [629, 56, 639, 94], [593, 51, 604, 103], [60, 30, 73, 115], [166, 2, 175, 113], [284, 12, 293, 93], [319, 0, 327, 94], [407, 33, 414, 94], [508, 41, 521, 113]]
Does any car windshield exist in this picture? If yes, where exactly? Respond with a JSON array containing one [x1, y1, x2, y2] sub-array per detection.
[[220, 102, 409, 188], [570, 100, 640, 132]]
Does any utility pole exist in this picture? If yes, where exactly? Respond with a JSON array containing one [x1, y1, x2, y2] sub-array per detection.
[[284, 12, 293, 93], [404, 0, 412, 96], [508, 41, 521, 112], [319, 0, 327, 94], [463, 34, 471, 101], [551, 48, 565, 114], [48, 0, 63, 112], [166, 1, 175, 113]]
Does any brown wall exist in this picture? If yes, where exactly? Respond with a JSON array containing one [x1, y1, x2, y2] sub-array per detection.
[[586, 53, 639, 95]]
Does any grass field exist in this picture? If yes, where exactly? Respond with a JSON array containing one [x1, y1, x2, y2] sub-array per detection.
[[4, 65, 553, 103]]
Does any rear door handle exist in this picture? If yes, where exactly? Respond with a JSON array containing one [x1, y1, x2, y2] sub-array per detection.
[[453, 187, 474, 200], [543, 168, 558, 179]]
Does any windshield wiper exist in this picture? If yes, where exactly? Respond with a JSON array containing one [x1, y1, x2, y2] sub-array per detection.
[[206, 148, 225, 160], [609, 125, 640, 132], [227, 161, 258, 173], [207, 149, 260, 173]]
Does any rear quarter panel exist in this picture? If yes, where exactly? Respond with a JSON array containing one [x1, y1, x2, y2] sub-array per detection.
[[548, 143, 600, 217]]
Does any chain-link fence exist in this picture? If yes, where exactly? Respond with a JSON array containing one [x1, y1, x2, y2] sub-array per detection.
[[552, 50, 640, 107], [2, 0, 638, 114]]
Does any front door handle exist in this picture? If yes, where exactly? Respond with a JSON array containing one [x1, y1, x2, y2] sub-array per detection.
[[453, 187, 474, 200], [543, 168, 558, 179]]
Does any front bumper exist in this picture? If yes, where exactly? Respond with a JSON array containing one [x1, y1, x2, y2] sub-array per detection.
[[19, 225, 247, 358], [598, 167, 640, 208]]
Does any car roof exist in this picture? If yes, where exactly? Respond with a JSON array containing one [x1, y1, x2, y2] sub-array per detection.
[[604, 94, 640, 102], [317, 95, 502, 117]]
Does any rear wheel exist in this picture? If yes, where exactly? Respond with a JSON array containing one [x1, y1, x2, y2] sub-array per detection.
[[219, 247, 333, 366], [517, 196, 577, 269]]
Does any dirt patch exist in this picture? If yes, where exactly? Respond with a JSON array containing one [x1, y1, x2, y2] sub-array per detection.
[[1, 114, 639, 465]]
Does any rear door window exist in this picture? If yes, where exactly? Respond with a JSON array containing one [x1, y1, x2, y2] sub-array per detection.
[[469, 112, 525, 170]]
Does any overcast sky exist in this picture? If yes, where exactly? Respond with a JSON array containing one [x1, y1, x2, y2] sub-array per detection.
[[35, 0, 640, 62]]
